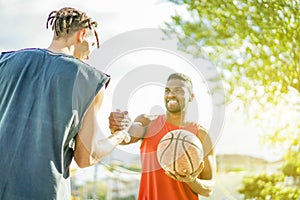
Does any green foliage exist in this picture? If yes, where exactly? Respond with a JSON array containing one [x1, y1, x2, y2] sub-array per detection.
[[231, 167, 246, 172], [166, 0, 300, 160], [238, 173, 283, 198], [281, 148, 300, 178], [237, 150, 300, 199], [165, 0, 300, 105], [238, 173, 300, 200]]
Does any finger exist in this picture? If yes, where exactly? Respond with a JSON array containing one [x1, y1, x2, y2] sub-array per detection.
[[109, 115, 127, 123], [110, 110, 124, 115], [120, 123, 129, 128], [109, 123, 128, 128], [109, 112, 125, 119], [109, 125, 123, 131], [123, 118, 131, 123], [190, 171, 198, 177], [108, 120, 121, 126], [110, 119, 130, 127], [191, 166, 202, 177], [122, 111, 130, 121], [118, 130, 131, 143], [115, 113, 129, 119], [123, 131, 131, 143]]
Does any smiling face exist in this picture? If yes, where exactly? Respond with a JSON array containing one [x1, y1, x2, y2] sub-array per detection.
[[164, 78, 193, 114]]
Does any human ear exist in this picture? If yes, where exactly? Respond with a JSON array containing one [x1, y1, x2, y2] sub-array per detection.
[[77, 29, 87, 43]]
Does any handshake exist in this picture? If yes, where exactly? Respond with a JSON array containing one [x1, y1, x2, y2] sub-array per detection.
[[108, 109, 132, 143]]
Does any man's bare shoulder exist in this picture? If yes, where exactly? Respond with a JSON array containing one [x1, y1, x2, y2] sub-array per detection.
[[186, 122, 208, 136], [197, 125, 208, 135], [195, 124, 215, 155]]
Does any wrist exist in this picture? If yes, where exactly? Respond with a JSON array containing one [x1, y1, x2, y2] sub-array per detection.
[[110, 130, 130, 144], [186, 176, 198, 184]]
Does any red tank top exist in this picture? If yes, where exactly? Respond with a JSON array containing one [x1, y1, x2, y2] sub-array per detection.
[[138, 115, 199, 200]]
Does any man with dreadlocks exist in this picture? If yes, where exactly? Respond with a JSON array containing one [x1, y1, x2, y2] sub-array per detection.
[[0, 7, 130, 199]]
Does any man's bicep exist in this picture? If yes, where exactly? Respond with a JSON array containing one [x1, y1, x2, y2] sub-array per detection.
[[74, 89, 105, 167], [198, 128, 216, 180], [74, 134, 93, 168]]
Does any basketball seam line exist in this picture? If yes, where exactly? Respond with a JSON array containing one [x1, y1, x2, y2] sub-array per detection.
[[182, 135, 195, 173], [160, 138, 202, 152], [173, 131, 182, 174]]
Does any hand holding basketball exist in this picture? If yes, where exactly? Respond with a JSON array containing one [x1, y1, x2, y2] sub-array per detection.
[[165, 162, 204, 183], [157, 129, 204, 180]]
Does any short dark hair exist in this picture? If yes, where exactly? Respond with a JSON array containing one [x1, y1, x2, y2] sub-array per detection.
[[167, 73, 193, 92], [46, 7, 100, 48]]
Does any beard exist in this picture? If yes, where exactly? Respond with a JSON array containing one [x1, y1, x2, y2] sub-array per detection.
[[165, 101, 184, 113]]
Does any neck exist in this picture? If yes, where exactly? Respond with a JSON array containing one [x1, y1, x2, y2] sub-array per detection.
[[47, 38, 74, 56], [165, 111, 187, 127]]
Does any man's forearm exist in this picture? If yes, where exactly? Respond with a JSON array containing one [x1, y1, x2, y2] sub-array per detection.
[[119, 122, 145, 144], [91, 131, 130, 162], [186, 178, 215, 197]]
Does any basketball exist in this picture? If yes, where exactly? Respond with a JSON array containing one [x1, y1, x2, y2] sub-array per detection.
[[157, 129, 204, 176]]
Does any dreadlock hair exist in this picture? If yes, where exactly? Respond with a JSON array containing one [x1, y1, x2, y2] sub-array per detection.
[[167, 73, 193, 93], [46, 7, 100, 48]]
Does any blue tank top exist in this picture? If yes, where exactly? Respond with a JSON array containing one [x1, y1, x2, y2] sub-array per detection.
[[0, 48, 110, 199]]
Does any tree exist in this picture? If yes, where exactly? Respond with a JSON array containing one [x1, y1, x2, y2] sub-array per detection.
[[165, 0, 300, 198], [166, 0, 299, 100], [165, 0, 300, 153], [238, 173, 300, 200]]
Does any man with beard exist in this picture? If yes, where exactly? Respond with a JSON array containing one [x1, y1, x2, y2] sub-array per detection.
[[109, 73, 216, 199]]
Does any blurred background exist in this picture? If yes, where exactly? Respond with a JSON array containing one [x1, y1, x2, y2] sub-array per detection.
[[1, 0, 299, 199]]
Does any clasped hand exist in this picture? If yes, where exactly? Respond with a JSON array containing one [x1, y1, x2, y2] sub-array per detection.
[[109, 109, 131, 133]]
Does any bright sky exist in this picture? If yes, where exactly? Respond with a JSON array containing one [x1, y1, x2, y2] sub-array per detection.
[[0, 0, 280, 162]]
